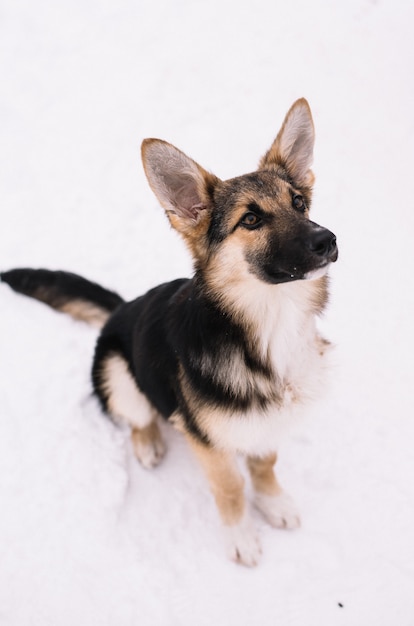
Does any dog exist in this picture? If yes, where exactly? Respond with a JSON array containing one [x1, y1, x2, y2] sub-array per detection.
[[1, 98, 338, 566]]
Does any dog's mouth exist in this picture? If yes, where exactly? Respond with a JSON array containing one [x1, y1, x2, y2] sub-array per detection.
[[266, 269, 304, 283], [303, 262, 331, 281], [304, 246, 339, 280], [266, 253, 338, 285]]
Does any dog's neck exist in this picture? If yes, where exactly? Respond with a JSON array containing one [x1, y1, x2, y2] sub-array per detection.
[[253, 279, 327, 380], [201, 266, 329, 381]]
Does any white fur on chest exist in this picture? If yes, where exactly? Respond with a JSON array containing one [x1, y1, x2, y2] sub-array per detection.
[[207, 279, 331, 456], [261, 282, 318, 381], [208, 344, 330, 456]]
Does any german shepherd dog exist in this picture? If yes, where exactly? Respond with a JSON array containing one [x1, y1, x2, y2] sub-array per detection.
[[2, 99, 338, 566]]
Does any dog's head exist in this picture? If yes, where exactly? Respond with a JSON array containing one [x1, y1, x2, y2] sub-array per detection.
[[141, 99, 338, 287]]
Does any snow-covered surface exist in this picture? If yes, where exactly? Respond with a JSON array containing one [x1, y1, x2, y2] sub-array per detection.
[[1, 1, 414, 624]]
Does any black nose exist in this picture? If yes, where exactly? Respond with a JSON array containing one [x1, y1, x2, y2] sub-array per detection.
[[307, 227, 337, 260]]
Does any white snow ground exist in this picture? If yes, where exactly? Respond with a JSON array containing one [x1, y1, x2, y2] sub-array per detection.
[[1, 0, 414, 624]]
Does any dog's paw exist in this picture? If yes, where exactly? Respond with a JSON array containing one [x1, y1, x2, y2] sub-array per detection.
[[254, 492, 301, 529], [132, 429, 166, 469], [223, 514, 262, 567]]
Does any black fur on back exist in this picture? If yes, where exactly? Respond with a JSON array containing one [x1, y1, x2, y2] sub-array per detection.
[[92, 275, 273, 445]]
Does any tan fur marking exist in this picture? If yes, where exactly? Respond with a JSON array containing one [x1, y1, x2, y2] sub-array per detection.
[[222, 180, 301, 235], [168, 210, 211, 262], [101, 354, 157, 430], [186, 436, 245, 526], [247, 453, 283, 496], [248, 454, 301, 529], [132, 421, 162, 448], [59, 300, 110, 328], [131, 421, 166, 469]]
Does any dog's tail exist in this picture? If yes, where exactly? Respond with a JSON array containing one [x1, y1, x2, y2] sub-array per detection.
[[1, 268, 124, 328]]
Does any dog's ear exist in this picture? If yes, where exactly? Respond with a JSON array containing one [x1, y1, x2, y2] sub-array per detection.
[[141, 139, 219, 228], [259, 98, 315, 187]]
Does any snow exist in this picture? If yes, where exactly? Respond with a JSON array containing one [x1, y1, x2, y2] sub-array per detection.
[[1, 0, 414, 624]]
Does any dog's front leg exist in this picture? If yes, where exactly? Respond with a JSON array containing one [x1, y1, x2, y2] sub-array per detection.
[[247, 454, 301, 529], [186, 436, 262, 567]]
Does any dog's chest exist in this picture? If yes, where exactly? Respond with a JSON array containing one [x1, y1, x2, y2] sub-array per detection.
[[209, 339, 327, 456], [265, 295, 319, 393], [206, 286, 331, 455]]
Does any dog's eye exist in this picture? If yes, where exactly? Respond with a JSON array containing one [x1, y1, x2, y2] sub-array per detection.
[[240, 212, 262, 229], [293, 194, 306, 212]]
